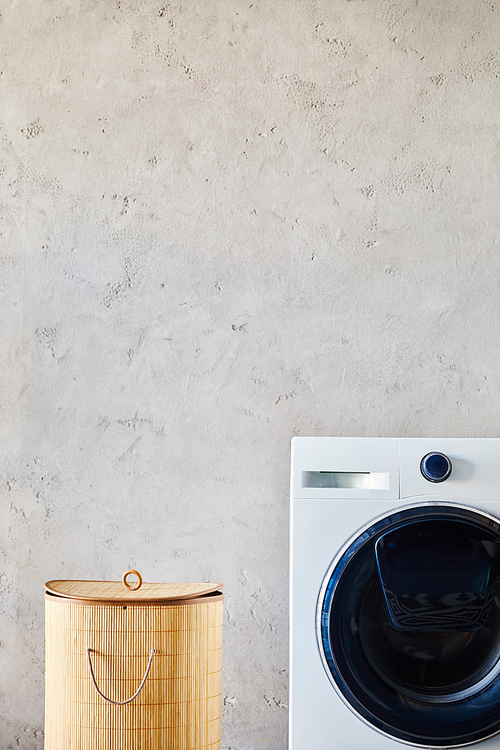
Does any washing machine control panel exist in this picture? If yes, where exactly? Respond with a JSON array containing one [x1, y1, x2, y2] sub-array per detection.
[[420, 452, 452, 483]]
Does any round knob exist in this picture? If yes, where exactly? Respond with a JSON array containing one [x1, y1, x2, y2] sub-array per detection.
[[420, 452, 452, 483]]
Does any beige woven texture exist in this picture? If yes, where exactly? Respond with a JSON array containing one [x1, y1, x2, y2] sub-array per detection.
[[45, 597, 223, 750], [46, 579, 222, 602]]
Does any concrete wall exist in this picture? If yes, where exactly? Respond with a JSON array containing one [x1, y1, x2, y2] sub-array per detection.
[[2, 1, 500, 748]]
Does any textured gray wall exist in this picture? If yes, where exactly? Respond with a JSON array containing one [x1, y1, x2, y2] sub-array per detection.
[[2, 1, 500, 748]]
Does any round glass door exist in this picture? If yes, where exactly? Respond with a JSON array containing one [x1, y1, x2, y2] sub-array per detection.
[[318, 503, 500, 747]]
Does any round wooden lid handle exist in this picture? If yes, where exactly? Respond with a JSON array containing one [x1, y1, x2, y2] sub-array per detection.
[[122, 569, 143, 591]]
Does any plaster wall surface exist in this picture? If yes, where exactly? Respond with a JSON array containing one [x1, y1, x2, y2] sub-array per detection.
[[2, 1, 500, 748]]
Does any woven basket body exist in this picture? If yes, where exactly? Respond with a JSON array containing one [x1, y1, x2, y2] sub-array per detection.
[[44, 577, 223, 750]]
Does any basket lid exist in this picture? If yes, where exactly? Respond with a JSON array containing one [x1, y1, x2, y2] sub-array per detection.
[[45, 569, 223, 603]]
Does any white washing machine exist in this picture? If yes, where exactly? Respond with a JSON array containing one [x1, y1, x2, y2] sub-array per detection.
[[290, 438, 500, 749]]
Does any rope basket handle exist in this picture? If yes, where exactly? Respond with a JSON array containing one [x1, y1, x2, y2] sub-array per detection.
[[86, 647, 156, 705], [122, 569, 143, 591]]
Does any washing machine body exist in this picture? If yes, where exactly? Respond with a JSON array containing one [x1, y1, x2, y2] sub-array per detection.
[[290, 438, 500, 750]]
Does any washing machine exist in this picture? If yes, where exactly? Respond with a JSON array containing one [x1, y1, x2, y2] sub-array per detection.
[[290, 437, 500, 749]]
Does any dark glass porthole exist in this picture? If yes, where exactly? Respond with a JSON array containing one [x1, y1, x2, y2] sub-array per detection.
[[317, 503, 500, 747]]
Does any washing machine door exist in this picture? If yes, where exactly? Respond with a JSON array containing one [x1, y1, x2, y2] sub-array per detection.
[[318, 503, 500, 747]]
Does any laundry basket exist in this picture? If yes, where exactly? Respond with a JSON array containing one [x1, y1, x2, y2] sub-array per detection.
[[44, 570, 223, 750]]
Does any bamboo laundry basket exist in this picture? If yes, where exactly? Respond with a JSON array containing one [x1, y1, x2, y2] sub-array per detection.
[[45, 570, 223, 750]]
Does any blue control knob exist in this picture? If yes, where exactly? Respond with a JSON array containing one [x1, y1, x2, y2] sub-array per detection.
[[420, 452, 452, 483]]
